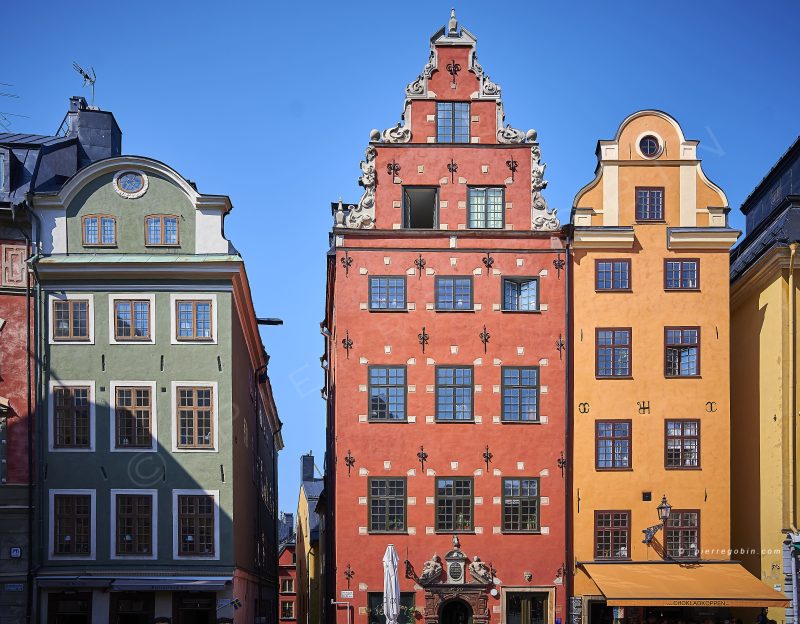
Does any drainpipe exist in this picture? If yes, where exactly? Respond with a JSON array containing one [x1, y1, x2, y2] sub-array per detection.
[[790, 242, 798, 533]]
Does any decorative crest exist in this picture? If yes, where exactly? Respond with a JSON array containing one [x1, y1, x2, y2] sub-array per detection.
[[448, 8, 458, 36]]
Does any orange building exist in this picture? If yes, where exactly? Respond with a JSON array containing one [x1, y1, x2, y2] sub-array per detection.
[[567, 111, 784, 623]]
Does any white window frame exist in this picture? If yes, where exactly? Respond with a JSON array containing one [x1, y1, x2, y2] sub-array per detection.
[[170, 293, 218, 345], [48, 488, 96, 560], [108, 293, 156, 345], [109, 381, 158, 452], [172, 488, 220, 561], [171, 381, 219, 453], [48, 380, 96, 452], [110, 489, 158, 560], [48, 293, 95, 345]]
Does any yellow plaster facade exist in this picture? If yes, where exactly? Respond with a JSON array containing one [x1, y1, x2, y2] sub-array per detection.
[[570, 111, 738, 613], [296, 487, 321, 624]]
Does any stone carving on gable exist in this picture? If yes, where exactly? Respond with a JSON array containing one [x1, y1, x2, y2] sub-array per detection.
[[338, 144, 377, 229], [406, 51, 437, 98], [531, 141, 560, 231], [470, 53, 501, 100], [381, 121, 412, 144]]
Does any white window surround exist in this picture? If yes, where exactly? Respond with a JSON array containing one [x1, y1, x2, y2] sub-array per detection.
[[48, 380, 96, 452], [170, 381, 219, 453], [48, 293, 95, 345], [171, 488, 221, 561], [635, 130, 665, 160], [107, 293, 156, 345], [48, 488, 96, 560], [109, 381, 158, 453], [110, 489, 158, 560], [169, 293, 218, 345]]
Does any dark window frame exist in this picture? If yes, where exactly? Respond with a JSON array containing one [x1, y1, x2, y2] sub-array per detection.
[[367, 365, 407, 422], [665, 326, 701, 377], [176, 386, 215, 449], [175, 299, 213, 342], [144, 214, 181, 246], [52, 299, 90, 341], [639, 135, 661, 158], [467, 186, 505, 229], [115, 386, 153, 449], [113, 299, 151, 341], [280, 578, 295, 594], [664, 258, 700, 291], [436, 101, 470, 143], [595, 328, 632, 378], [501, 277, 540, 312], [594, 510, 631, 560], [595, 259, 632, 292], [366, 592, 416, 624], [664, 419, 701, 470], [435, 476, 474, 533], [595, 420, 632, 471], [367, 477, 407, 534], [665, 509, 701, 560], [368, 276, 407, 311], [177, 494, 216, 556], [435, 365, 474, 422], [53, 386, 91, 449], [53, 493, 91, 556], [434, 276, 474, 311], [281, 600, 296, 620], [635, 187, 665, 221], [81, 214, 117, 247], [500, 366, 540, 423], [115, 493, 153, 556], [501, 477, 541, 533]]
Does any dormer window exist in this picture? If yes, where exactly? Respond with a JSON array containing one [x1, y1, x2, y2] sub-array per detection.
[[145, 215, 179, 246], [436, 102, 470, 143], [82, 215, 116, 247]]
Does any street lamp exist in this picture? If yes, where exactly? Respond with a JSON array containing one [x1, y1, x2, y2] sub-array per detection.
[[642, 495, 671, 544]]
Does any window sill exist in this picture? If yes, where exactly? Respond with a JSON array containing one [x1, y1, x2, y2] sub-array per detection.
[[665, 375, 702, 379], [500, 419, 542, 425], [635, 220, 666, 224], [595, 467, 633, 472], [664, 288, 700, 292], [595, 376, 633, 380], [665, 466, 702, 471], [82, 244, 118, 249], [434, 419, 476, 424], [594, 557, 632, 562], [368, 530, 410, 535], [595, 289, 632, 294], [368, 308, 409, 313], [501, 530, 542, 535], [175, 338, 215, 343], [367, 419, 409, 424], [435, 530, 475, 535], [145, 244, 181, 248], [500, 309, 542, 314], [435, 309, 475, 313]]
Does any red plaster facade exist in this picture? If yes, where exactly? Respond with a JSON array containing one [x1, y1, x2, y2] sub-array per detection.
[[279, 544, 298, 621], [324, 14, 566, 624]]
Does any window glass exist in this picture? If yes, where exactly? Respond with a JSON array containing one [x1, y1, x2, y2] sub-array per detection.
[[54, 494, 91, 555], [596, 421, 631, 469], [436, 367, 473, 421], [468, 187, 504, 228], [177, 387, 214, 448], [502, 478, 540, 532], [594, 511, 630, 559], [665, 328, 699, 376], [369, 478, 406, 532], [596, 260, 630, 290], [435, 277, 472, 310], [369, 366, 406, 421], [501, 367, 539, 421], [503, 278, 538, 311], [636, 188, 664, 220], [178, 494, 215, 555], [436, 102, 470, 143], [665, 511, 700, 559], [666, 420, 699, 468], [116, 494, 152, 555], [665, 260, 699, 289], [596, 329, 631, 377], [436, 478, 473, 531], [369, 277, 406, 310]]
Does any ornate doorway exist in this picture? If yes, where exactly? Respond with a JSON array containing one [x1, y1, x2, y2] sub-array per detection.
[[440, 599, 473, 624]]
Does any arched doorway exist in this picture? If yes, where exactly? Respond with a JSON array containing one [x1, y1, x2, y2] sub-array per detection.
[[440, 600, 473, 624]]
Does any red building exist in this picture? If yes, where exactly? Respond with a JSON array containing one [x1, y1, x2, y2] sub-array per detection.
[[279, 512, 298, 622], [323, 12, 567, 624]]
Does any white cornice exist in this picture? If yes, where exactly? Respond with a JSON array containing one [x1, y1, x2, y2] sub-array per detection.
[[572, 227, 635, 249], [667, 228, 740, 250]]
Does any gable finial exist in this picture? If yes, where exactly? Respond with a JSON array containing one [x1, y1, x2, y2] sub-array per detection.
[[448, 8, 458, 36]]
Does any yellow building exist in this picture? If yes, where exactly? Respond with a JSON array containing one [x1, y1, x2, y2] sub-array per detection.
[[296, 454, 324, 624], [569, 110, 785, 624], [731, 137, 800, 623]]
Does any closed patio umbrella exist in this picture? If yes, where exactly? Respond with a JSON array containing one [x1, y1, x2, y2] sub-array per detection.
[[383, 544, 400, 624]]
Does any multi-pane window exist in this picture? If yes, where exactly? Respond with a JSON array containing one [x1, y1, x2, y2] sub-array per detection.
[[82, 215, 116, 246], [53, 387, 90, 448], [502, 478, 540, 532], [115, 494, 152, 555], [281, 579, 295, 593], [665, 259, 699, 290], [178, 494, 215, 556], [501, 367, 539, 422], [665, 510, 700, 559], [368, 366, 406, 421], [596, 260, 631, 291], [177, 387, 214, 449], [53, 299, 89, 341], [665, 420, 700, 468], [665, 327, 700, 377], [596, 329, 631, 377], [115, 387, 152, 448], [436, 478, 473, 532], [54, 494, 91, 555], [145, 215, 179, 245], [596, 420, 631, 470], [281, 601, 295, 620], [435, 367, 473, 421], [636, 187, 664, 221], [369, 478, 406, 532], [114, 300, 150, 340], [435, 277, 472, 310], [176, 300, 212, 340], [369, 277, 406, 310], [594, 511, 630, 559], [503, 278, 538, 311], [468, 187, 504, 229], [436, 102, 470, 143]]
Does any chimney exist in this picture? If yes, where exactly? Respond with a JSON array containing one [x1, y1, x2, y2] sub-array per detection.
[[301, 454, 315, 482], [67, 96, 122, 168]]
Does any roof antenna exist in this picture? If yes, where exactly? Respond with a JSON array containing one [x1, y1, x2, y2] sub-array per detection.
[[72, 62, 96, 108], [448, 8, 458, 36]]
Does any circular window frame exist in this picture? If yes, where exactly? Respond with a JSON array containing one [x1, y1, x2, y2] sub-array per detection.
[[113, 169, 149, 199], [636, 132, 663, 159]]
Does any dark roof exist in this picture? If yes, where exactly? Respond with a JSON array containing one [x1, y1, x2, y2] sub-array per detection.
[[0, 133, 71, 148], [303, 480, 324, 499], [741, 136, 800, 214]]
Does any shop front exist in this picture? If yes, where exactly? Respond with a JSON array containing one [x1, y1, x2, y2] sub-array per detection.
[[575, 562, 789, 624]]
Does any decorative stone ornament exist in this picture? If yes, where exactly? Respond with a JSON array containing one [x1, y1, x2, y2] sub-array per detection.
[[381, 122, 412, 144], [530, 143, 560, 230], [113, 170, 148, 199], [341, 145, 377, 229]]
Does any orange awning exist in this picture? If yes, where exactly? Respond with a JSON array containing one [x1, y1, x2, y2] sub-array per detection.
[[582, 562, 789, 608]]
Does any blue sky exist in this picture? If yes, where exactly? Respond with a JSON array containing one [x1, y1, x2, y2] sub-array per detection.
[[5, 1, 799, 510]]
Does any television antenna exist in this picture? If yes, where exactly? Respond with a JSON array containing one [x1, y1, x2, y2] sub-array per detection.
[[0, 82, 25, 131], [72, 62, 96, 107]]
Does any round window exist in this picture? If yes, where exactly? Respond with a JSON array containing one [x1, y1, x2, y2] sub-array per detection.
[[113, 170, 149, 198], [639, 135, 661, 158]]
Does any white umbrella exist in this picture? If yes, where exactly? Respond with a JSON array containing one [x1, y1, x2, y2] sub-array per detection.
[[382, 544, 400, 624]]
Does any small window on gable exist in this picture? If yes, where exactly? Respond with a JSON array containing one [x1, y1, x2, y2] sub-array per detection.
[[82, 215, 116, 246], [403, 187, 437, 229], [145, 215, 179, 246], [437, 102, 470, 143]]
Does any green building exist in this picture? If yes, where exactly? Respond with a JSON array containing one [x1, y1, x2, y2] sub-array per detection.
[[30, 156, 282, 624]]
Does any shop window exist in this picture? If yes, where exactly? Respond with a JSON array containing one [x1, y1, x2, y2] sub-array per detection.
[[367, 592, 416, 624], [506, 592, 548, 624]]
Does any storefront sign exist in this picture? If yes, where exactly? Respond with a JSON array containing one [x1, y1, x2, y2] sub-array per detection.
[[4, 584, 24, 592], [341, 590, 354, 599]]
